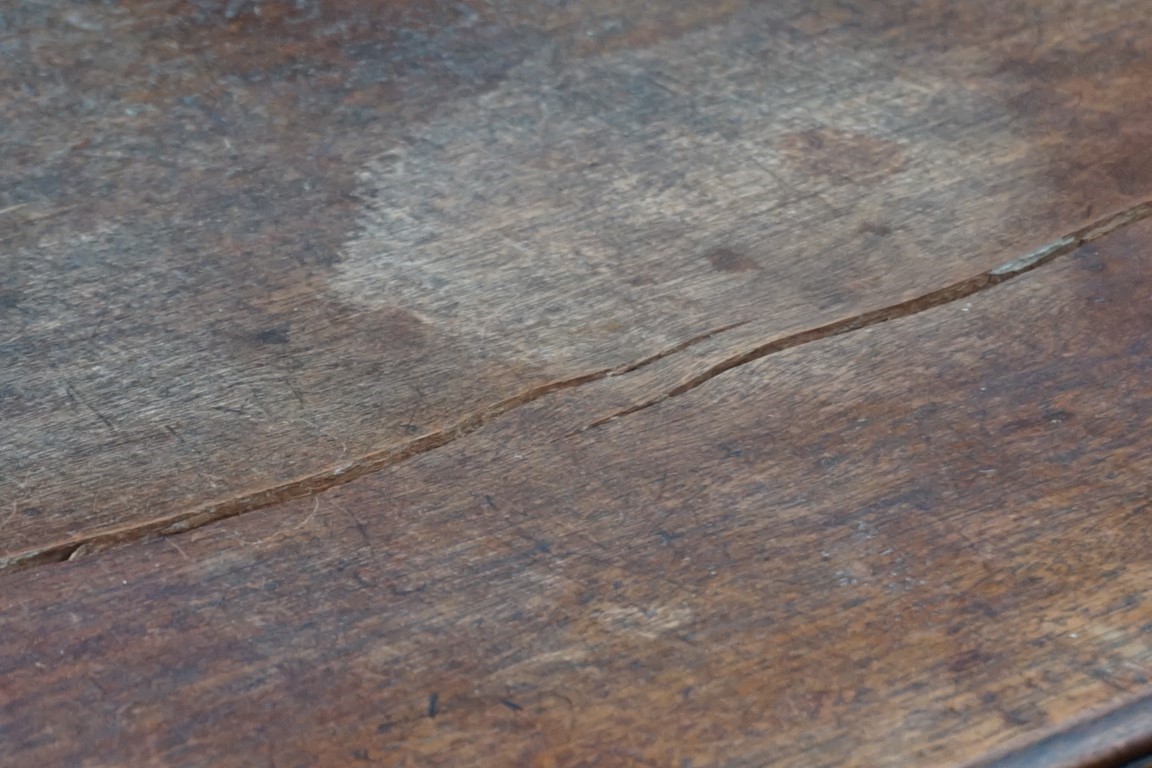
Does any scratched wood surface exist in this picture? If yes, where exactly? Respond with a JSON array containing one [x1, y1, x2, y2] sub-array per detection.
[[7, 1, 1152, 766], [7, 214, 1152, 766], [6, 1, 1152, 566]]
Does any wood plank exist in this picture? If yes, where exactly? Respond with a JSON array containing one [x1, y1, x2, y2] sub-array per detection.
[[6, 217, 1152, 766], [5, 0, 1152, 564]]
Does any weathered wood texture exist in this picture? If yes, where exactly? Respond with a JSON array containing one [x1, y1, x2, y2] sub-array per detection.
[[6, 216, 1152, 766], [5, 0, 1152, 564], [973, 690, 1152, 768]]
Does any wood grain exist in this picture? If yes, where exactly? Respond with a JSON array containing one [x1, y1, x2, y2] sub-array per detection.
[[6, 0, 1152, 564], [972, 689, 1152, 768], [6, 215, 1152, 766]]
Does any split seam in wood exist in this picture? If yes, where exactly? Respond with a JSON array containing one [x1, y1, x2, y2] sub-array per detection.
[[5, 199, 1150, 574], [569, 201, 1152, 433]]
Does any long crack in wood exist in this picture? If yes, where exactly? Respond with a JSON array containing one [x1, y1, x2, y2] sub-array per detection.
[[0, 322, 744, 573], [570, 201, 1152, 434], [6, 199, 1150, 573]]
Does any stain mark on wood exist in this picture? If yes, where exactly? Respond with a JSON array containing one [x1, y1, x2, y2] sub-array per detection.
[[704, 248, 760, 273]]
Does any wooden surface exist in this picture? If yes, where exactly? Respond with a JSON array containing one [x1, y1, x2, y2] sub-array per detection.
[[6, 0, 1152, 566], [8, 215, 1152, 767], [5, 1, 1152, 766], [973, 689, 1152, 768]]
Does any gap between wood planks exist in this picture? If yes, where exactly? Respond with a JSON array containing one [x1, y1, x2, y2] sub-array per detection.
[[5, 199, 1151, 574]]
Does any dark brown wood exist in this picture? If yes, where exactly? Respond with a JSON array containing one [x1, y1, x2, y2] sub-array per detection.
[[9, 2, 1152, 765], [972, 690, 1152, 768], [6, 0, 1152, 568], [7, 215, 1152, 766]]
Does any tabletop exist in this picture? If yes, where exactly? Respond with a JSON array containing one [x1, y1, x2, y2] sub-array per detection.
[[4, 1, 1152, 766]]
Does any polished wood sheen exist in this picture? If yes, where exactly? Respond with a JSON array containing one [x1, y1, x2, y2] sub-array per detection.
[[3, 1, 1152, 766]]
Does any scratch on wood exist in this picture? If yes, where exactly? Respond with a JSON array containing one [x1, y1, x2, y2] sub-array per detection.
[[64, 382, 118, 433]]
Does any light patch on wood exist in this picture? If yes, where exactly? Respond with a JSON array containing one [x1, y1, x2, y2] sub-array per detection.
[[334, 7, 1022, 363], [595, 604, 694, 639]]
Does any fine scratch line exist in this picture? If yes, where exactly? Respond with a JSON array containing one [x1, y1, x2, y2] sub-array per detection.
[[5, 199, 1150, 573]]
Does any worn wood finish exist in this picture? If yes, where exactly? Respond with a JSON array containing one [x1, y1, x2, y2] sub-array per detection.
[[972, 690, 1152, 768], [5, 1, 1152, 565], [7, 218, 1152, 766]]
